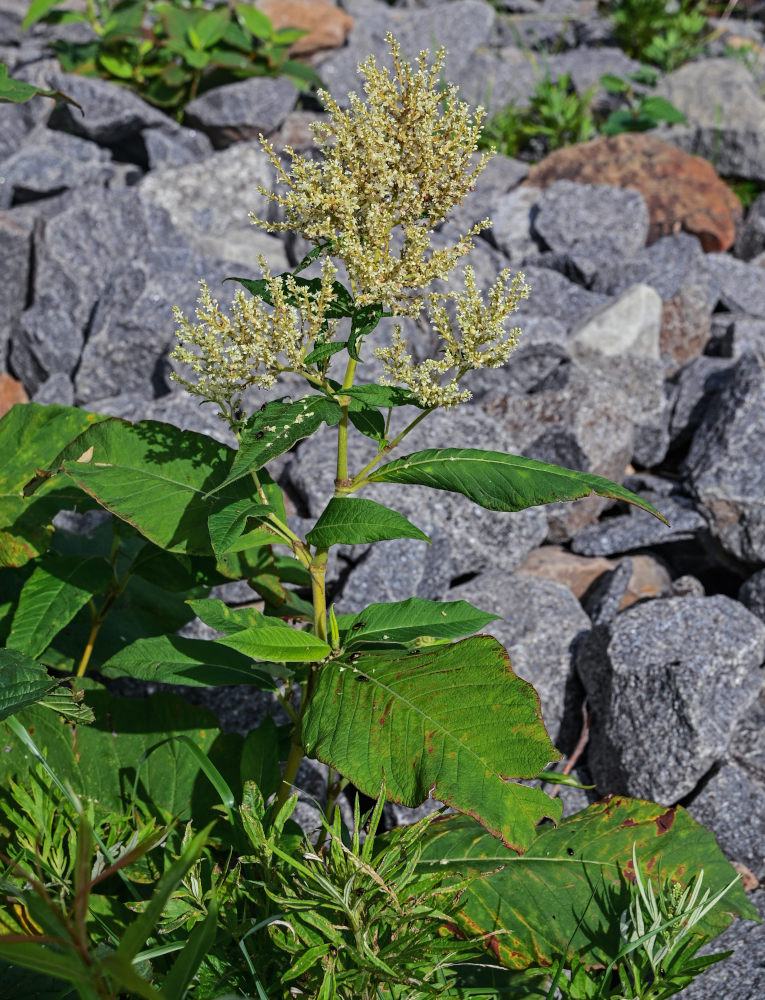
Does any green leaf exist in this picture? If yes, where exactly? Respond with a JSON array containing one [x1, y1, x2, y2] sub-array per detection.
[[226, 274, 354, 318], [7, 556, 114, 659], [347, 402, 385, 442], [0, 942, 90, 989], [195, 6, 231, 49], [0, 404, 108, 567], [0, 648, 59, 721], [338, 596, 500, 649], [218, 626, 331, 662], [303, 340, 349, 365], [0, 689, 220, 819], [303, 635, 561, 851], [599, 73, 629, 93], [418, 799, 758, 969], [207, 397, 342, 497], [348, 303, 391, 361], [161, 894, 219, 999], [235, 2, 274, 40], [208, 496, 278, 558], [293, 242, 336, 275], [341, 384, 422, 408], [20, 0, 62, 30], [241, 716, 283, 800], [98, 52, 135, 79], [188, 597, 270, 633], [101, 635, 279, 688], [369, 448, 669, 522], [639, 95, 686, 123], [36, 418, 263, 557], [306, 497, 429, 548]]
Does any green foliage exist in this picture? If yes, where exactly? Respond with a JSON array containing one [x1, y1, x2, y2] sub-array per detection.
[[0, 32, 751, 1000], [21, 0, 321, 116], [0, 59, 82, 109], [606, 0, 708, 72], [599, 69, 686, 135]]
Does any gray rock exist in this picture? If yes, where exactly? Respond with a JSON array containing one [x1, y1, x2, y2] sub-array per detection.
[[184, 75, 298, 149], [571, 492, 706, 558], [515, 265, 611, 332], [604, 231, 707, 301], [74, 248, 239, 407], [83, 388, 236, 447], [656, 59, 765, 182], [463, 314, 569, 397], [680, 888, 765, 1000], [735, 191, 765, 260], [141, 124, 214, 169], [569, 284, 661, 362], [498, 0, 579, 50], [669, 574, 705, 598], [576, 596, 765, 802], [532, 181, 649, 257], [659, 281, 713, 374], [317, 0, 495, 109], [547, 46, 642, 96], [725, 316, 765, 360], [453, 46, 538, 114], [686, 353, 765, 564], [668, 356, 736, 449], [32, 373, 74, 407], [688, 761, 765, 882], [0, 97, 48, 163], [0, 126, 113, 210], [705, 253, 765, 318], [449, 570, 591, 748], [47, 72, 170, 145], [479, 357, 634, 540], [581, 557, 633, 626], [489, 185, 543, 263], [0, 210, 31, 365], [447, 151, 529, 240], [335, 527, 453, 613], [138, 143, 290, 272], [738, 568, 765, 624], [10, 187, 182, 393]]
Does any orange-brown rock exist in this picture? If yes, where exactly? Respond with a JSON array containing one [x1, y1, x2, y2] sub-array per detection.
[[257, 0, 354, 57], [659, 283, 712, 373], [517, 546, 671, 611], [526, 133, 742, 253], [0, 374, 28, 419]]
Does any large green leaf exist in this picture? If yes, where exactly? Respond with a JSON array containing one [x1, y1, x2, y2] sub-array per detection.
[[0, 404, 108, 567], [189, 597, 269, 632], [35, 418, 261, 556], [0, 648, 59, 721], [368, 449, 669, 521], [306, 497, 429, 547], [338, 597, 500, 650], [303, 636, 561, 851], [207, 396, 342, 497], [417, 800, 758, 969], [207, 496, 279, 558], [100, 635, 278, 688], [0, 687, 219, 819], [7, 556, 114, 659]]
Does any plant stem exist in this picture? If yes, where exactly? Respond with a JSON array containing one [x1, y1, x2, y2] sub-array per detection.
[[342, 405, 435, 493], [336, 356, 358, 484], [310, 547, 329, 643], [275, 732, 305, 810]]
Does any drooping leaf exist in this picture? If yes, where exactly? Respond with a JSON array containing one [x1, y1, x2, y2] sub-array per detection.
[[338, 596, 500, 650], [7, 555, 114, 659], [0, 648, 59, 721], [207, 396, 342, 497], [306, 497, 429, 547], [417, 800, 758, 969], [207, 495, 278, 558], [303, 636, 561, 851], [217, 626, 331, 663], [100, 635, 279, 688], [33, 418, 262, 556], [0, 688, 220, 819], [0, 61, 83, 110], [0, 404, 108, 567], [347, 401, 385, 441], [188, 597, 271, 634], [369, 448, 669, 522]]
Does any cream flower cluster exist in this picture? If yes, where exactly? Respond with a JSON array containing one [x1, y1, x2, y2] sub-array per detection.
[[171, 260, 339, 419]]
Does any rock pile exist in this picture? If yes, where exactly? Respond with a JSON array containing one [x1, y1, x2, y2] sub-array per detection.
[[2, 0, 765, 991]]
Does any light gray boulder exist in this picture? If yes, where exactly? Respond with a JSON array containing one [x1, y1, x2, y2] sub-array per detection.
[[571, 491, 707, 558], [705, 253, 765, 318], [577, 595, 765, 802], [532, 180, 649, 258], [183, 75, 298, 149], [569, 284, 661, 362]]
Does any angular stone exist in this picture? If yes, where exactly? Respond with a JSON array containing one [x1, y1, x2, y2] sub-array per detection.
[[464, 314, 569, 398], [605, 231, 707, 301], [688, 761, 765, 882], [32, 373, 74, 407], [0, 126, 113, 210], [258, 0, 354, 56], [571, 491, 706, 557], [735, 191, 765, 260], [526, 133, 743, 252], [0, 80, 53, 162], [659, 282, 712, 372], [656, 58, 765, 182], [449, 570, 591, 748], [705, 252, 765, 318], [47, 72, 169, 145], [569, 284, 661, 361], [0, 210, 31, 363], [686, 353, 765, 564], [489, 185, 543, 263], [514, 265, 611, 332], [479, 358, 633, 540], [452, 46, 538, 116], [739, 568, 765, 624], [532, 180, 649, 257], [576, 596, 765, 802], [138, 143, 289, 271], [547, 45, 643, 95], [141, 124, 214, 169], [668, 356, 735, 449], [184, 75, 298, 149], [580, 557, 633, 626]]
